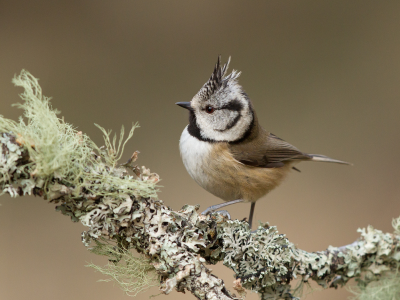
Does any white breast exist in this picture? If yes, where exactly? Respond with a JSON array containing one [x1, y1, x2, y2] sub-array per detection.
[[179, 126, 213, 189], [179, 126, 293, 203]]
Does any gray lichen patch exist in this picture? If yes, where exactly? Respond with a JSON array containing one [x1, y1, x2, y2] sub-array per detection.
[[218, 221, 292, 290]]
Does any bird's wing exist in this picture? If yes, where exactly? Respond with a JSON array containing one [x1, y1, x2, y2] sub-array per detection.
[[229, 132, 311, 168], [264, 133, 312, 163]]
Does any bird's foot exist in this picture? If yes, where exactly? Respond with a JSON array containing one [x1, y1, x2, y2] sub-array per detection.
[[201, 205, 221, 215], [201, 206, 231, 219], [201, 199, 244, 216], [202, 210, 231, 220], [213, 210, 231, 219]]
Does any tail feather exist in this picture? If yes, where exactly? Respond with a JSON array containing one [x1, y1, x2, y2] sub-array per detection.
[[309, 154, 351, 165]]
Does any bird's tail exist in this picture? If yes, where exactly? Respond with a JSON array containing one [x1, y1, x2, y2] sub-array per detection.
[[309, 154, 351, 165]]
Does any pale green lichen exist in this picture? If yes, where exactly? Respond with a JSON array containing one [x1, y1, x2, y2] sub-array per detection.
[[0, 70, 157, 200], [94, 123, 135, 168], [0, 70, 161, 295], [87, 238, 159, 296], [0, 70, 94, 188], [348, 271, 400, 300]]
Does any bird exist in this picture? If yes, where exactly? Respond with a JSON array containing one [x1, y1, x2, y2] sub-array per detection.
[[176, 56, 350, 229]]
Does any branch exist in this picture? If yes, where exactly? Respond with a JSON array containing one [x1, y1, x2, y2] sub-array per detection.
[[1, 70, 400, 300]]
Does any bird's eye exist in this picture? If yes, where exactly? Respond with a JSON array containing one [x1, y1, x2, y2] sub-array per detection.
[[205, 106, 215, 114]]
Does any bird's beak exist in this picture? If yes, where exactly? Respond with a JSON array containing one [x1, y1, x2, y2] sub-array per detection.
[[175, 102, 192, 111]]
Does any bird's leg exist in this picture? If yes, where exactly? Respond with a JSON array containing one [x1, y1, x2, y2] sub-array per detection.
[[248, 202, 256, 229], [201, 199, 244, 215]]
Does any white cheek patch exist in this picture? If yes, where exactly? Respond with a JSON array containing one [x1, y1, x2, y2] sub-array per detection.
[[195, 112, 217, 136], [218, 110, 240, 131], [198, 110, 239, 132], [196, 108, 252, 142]]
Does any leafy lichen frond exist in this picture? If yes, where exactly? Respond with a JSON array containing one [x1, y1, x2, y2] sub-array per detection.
[[94, 123, 137, 168], [392, 216, 400, 235]]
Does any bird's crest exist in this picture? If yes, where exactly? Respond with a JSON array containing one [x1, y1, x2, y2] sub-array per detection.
[[197, 56, 241, 100]]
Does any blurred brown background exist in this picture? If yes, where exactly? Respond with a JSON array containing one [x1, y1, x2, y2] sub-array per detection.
[[1, 1, 400, 300]]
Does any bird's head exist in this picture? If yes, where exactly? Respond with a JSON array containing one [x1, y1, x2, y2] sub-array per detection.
[[177, 56, 254, 142]]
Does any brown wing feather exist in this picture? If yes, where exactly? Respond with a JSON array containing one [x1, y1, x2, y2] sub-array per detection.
[[229, 130, 311, 168], [265, 133, 311, 162]]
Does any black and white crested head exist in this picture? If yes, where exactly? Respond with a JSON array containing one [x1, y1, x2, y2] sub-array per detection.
[[188, 56, 254, 142]]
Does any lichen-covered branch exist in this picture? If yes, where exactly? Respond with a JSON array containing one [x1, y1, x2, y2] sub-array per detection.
[[1, 70, 400, 300]]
